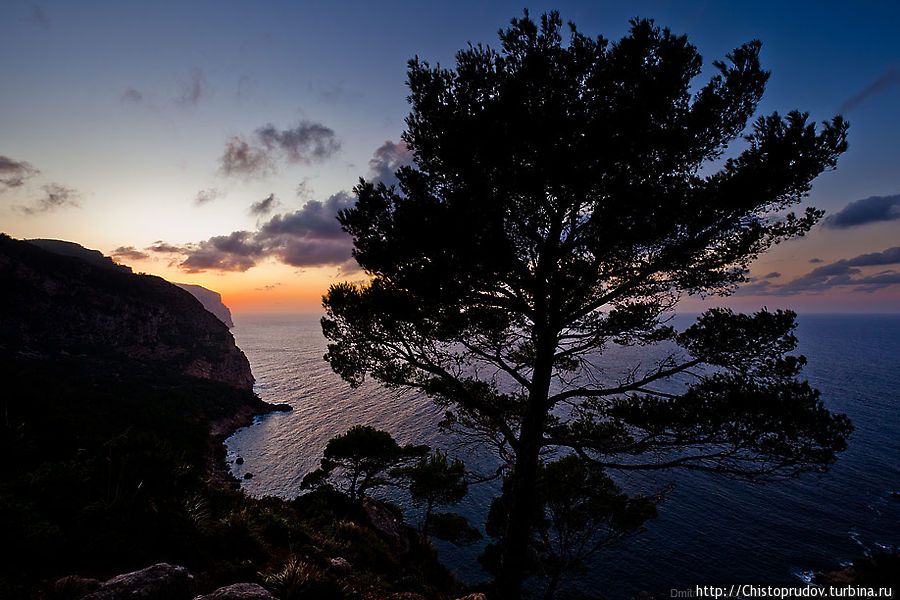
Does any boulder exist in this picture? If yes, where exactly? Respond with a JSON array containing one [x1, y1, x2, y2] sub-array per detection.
[[362, 496, 409, 553], [193, 583, 276, 600], [328, 556, 352, 573], [83, 563, 195, 600]]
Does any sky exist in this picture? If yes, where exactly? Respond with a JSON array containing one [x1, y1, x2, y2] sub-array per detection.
[[1, 0, 899, 314]]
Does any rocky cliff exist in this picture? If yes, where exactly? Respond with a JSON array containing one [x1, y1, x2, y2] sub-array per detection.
[[0, 234, 253, 389], [174, 282, 235, 328]]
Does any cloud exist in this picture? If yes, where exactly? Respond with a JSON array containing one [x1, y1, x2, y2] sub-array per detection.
[[256, 122, 340, 163], [762, 272, 781, 279], [148, 241, 189, 254], [255, 283, 283, 291], [841, 64, 900, 113], [31, 5, 50, 29], [0, 155, 40, 190], [111, 246, 150, 261], [368, 139, 413, 185], [250, 193, 278, 217], [220, 136, 273, 177], [165, 140, 406, 273], [218, 121, 339, 178], [809, 258, 824, 264], [176, 68, 210, 108], [823, 194, 900, 229], [121, 88, 144, 104], [736, 247, 900, 296], [18, 183, 80, 214], [194, 187, 223, 206]]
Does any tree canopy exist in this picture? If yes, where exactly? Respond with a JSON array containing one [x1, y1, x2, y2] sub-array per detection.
[[322, 11, 851, 598]]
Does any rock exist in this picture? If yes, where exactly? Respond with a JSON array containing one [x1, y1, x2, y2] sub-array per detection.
[[193, 582, 276, 600], [362, 496, 410, 553], [82, 563, 195, 600], [235, 457, 244, 465], [53, 574, 100, 597], [456, 595, 488, 600], [174, 283, 235, 328], [243, 472, 254, 479], [329, 556, 352, 573]]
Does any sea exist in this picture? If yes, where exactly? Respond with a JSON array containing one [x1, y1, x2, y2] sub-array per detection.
[[225, 313, 900, 598]]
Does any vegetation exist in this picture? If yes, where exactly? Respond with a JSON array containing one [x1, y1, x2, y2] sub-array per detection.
[[322, 11, 853, 597], [300, 425, 427, 500], [0, 353, 462, 599]]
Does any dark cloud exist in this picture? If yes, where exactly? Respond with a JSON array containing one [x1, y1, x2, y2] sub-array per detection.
[[256, 121, 340, 163], [762, 272, 781, 279], [18, 183, 80, 214], [31, 5, 50, 29], [823, 194, 900, 229], [368, 139, 413, 185], [218, 121, 339, 178], [121, 88, 143, 104], [148, 241, 192, 254], [111, 246, 150, 261], [176, 68, 210, 108], [219, 136, 272, 177], [260, 191, 353, 239], [846, 246, 900, 267], [250, 193, 278, 217], [167, 140, 406, 272], [841, 64, 900, 113], [736, 247, 900, 296], [162, 192, 356, 273], [0, 155, 40, 190], [809, 258, 824, 264], [194, 188, 223, 206]]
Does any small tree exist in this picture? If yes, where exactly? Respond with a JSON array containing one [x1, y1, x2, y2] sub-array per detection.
[[483, 455, 660, 599], [301, 425, 427, 500], [322, 12, 852, 597], [394, 450, 468, 538]]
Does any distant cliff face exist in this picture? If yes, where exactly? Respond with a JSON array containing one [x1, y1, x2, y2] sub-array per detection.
[[174, 283, 235, 328], [0, 234, 254, 390]]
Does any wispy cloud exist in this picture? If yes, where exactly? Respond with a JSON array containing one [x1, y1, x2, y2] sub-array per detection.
[[220, 137, 273, 177], [31, 5, 50, 29], [18, 183, 80, 215], [0, 155, 40, 190], [250, 193, 278, 217], [176, 68, 210, 108], [218, 122, 340, 178], [194, 187, 224, 206], [823, 194, 900, 229], [841, 64, 900, 113], [121, 88, 144, 104], [736, 247, 900, 296], [256, 122, 340, 163]]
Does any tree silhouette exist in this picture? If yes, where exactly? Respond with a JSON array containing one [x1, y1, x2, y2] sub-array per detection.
[[300, 425, 427, 500], [322, 11, 851, 597], [393, 450, 469, 538]]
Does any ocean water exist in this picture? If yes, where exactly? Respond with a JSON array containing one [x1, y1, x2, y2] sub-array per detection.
[[225, 313, 900, 597]]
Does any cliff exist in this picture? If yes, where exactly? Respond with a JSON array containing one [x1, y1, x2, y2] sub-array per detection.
[[0, 234, 252, 389], [174, 282, 235, 328]]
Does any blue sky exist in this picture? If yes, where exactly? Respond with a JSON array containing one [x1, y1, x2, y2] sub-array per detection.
[[1, 1, 898, 312]]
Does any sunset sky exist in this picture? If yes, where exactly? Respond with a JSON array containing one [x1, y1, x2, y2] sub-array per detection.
[[2, 1, 898, 314]]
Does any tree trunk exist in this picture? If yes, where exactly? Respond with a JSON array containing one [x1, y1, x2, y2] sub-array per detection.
[[495, 333, 555, 599]]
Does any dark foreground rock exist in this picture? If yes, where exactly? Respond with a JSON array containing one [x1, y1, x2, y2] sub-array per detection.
[[193, 583, 276, 600], [363, 496, 411, 553], [82, 563, 195, 600]]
